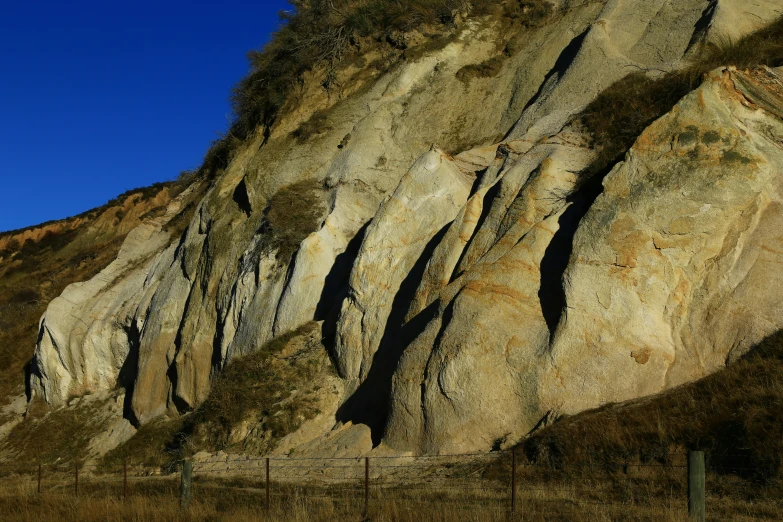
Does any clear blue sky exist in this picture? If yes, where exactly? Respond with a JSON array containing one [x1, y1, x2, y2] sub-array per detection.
[[0, 0, 290, 232]]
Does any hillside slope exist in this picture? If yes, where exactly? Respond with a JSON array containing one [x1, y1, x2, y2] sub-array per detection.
[[0, 180, 202, 453], [522, 330, 783, 479], [2, 0, 783, 465]]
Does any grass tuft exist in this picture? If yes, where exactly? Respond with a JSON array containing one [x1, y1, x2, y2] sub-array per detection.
[[263, 181, 328, 261], [185, 322, 331, 454]]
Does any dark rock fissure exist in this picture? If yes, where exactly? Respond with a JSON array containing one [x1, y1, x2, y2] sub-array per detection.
[[118, 322, 142, 427], [450, 180, 503, 282], [24, 327, 48, 402], [23, 360, 35, 403], [317, 223, 369, 345], [167, 277, 200, 416], [538, 171, 606, 337], [272, 244, 303, 330], [687, 0, 718, 51], [468, 166, 487, 196], [416, 297, 456, 447], [232, 178, 252, 217], [504, 27, 590, 141], [336, 224, 451, 446], [166, 361, 191, 415], [211, 309, 227, 373]]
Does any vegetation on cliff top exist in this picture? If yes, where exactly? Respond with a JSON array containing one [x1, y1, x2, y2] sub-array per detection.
[[202, 0, 554, 178]]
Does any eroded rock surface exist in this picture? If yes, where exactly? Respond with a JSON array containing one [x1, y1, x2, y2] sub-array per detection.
[[21, 0, 783, 460], [543, 66, 783, 416]]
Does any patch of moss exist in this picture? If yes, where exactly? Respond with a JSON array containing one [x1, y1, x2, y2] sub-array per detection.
[[677, 125, 700, 146], [290, 110, 332, 144], [723, 150, 753, 164], [702, 130, 721, 144]]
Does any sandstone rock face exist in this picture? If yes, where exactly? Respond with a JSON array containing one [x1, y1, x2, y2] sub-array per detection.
[[334, 147, 473, 388], [29, 188, 194, 407], [709, 0, 783, 41], [23, 0, 783, 458], [385, 66, 783, 454], [385, 137, 595, 453], [30, 4, 605, 422], [543, 66, 783, 416]]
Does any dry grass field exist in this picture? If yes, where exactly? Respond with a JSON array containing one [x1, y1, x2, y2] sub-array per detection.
[[0, 475, 690, 522], [0, 456, 781, 521]]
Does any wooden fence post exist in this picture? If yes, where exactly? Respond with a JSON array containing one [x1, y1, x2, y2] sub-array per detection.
[[511, 448, 517, 516], [37, 464, 41, 494], [688, 450, 705, 522], [180, 459, 193, 510], [74, 464, 79, 497], [265, 457, 270, 513]]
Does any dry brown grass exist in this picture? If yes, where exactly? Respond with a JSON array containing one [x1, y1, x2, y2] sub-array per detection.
[[520, 331, 783, 487], [0, 473, 693, 522], [3, 449, 783, 521], [263, 181, 328, 261], [98, 417, 187, 472], [1, 396, 113, 466]]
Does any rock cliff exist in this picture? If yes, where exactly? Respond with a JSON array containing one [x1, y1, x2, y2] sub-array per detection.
[[20, 0, 783, 458]]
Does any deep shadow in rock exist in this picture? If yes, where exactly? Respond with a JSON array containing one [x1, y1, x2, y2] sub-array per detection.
[[316, 223, 370, 325], [118, 322, 142, 426], [687, 0, 718, 50], [232, 178, 252, 216], [450, 180, 503, 282], [506, 27, 590, 140], [24, 326, 48, 402], [538, 172, 605, 337], [317, 223, 370, 370], [167, 360, 192, 415], [336, 224, 450, 446]]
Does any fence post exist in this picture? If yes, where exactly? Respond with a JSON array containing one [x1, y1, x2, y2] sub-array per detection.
[[180, 459, 193, 510], [511, 448, 517, 516], [74, 464, 79, 497], [688, 450, 705, 522], [123, 459, 128, 502], [265, 457, 270, 514], [37, 464, 42, 494], [364, 457, 370, 518]]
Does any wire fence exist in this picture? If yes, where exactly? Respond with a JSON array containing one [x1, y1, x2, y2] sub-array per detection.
[[0, 450, 781, 520]]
